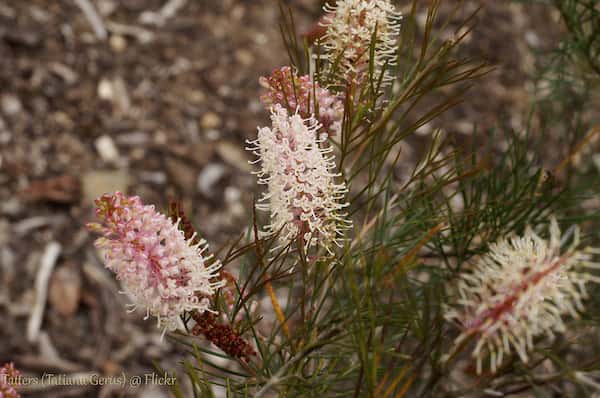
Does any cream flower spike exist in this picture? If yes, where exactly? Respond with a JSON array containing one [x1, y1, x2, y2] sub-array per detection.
[[445, 217, 600, 374], [246, 104, 351, 255], [321, 0, 402, 86]]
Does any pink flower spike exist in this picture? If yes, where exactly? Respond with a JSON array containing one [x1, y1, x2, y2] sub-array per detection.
[[0, 362, 21, 398], [88, 192, 224, 333], [260, 66, 344, 138]]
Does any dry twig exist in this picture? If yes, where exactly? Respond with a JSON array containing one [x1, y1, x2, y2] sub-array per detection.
[[73, 0, 107, 40], [27, 242, 62, 342]]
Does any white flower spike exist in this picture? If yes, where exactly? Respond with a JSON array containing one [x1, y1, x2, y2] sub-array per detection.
[[247, 104, 351, 254], [445, 218, 600, 374]]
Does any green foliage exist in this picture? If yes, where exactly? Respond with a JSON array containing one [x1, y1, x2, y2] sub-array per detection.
[[529, 0, 600, 179], [428, 130, 567, 271], [163, 1, 600, 397]]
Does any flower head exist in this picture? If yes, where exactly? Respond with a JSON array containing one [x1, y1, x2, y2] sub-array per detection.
[[445, 218, 599, 374], [88, 192, 224, 333], [0, 363, 20, 398], [247, 105, 351, 254], [321, 0, 402, 86], [260, 66, 344, 138]]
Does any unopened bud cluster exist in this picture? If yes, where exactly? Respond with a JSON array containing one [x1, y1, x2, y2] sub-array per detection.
[[260, 66, 344, 138]]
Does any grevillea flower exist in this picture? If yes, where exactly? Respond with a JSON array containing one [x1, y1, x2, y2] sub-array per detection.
[[167, 201, 252, 323], [88, 192, 224, 333], [0, 363, 20, 398], [259, 66, 344, 138], [247, 104, 351, 254], [320, 0, 401, 86], [445, 218, 600, 374]]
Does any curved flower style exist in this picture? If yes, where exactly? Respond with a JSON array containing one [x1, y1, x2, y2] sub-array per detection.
[[247, 104, 351, 254], [0, 363, 20, 398], [88, 192, 224, 333], [259, 66, 344, 138], [321, 0, 402, 86], [445, 218, 600, 374]]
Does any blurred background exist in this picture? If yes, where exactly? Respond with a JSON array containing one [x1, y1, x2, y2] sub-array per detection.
[[0, 0, 590, 396]]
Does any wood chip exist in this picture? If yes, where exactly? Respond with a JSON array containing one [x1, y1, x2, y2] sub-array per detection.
[[73, 0, 107, 40], [49, 263, 82, 317]]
